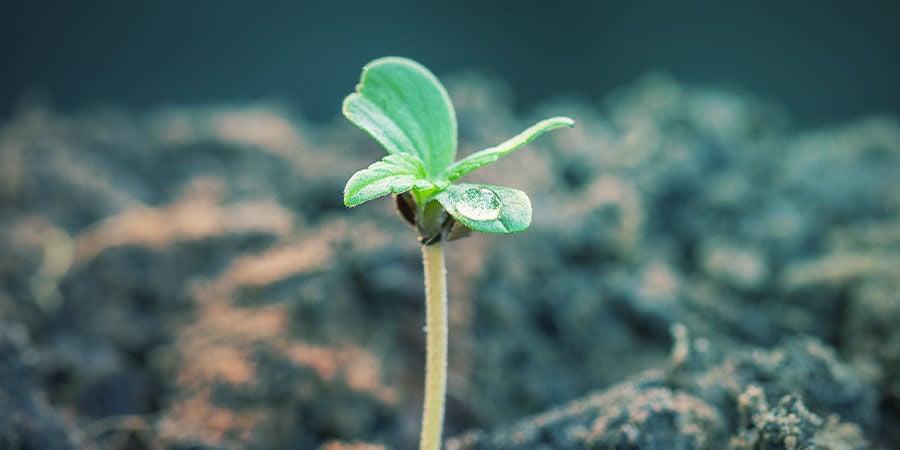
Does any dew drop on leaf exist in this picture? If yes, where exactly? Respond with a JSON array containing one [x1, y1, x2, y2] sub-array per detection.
[[456, 187, 501, 221]]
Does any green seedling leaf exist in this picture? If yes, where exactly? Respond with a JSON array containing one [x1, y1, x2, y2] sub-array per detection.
[[342, 56, 574, 240], [343, 56, 457, 178], [344, 153, 434, 207], [435, 183, 531, 234], [443, 116, 575, 181]]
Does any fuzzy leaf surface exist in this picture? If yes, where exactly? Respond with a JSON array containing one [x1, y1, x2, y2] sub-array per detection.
[[343, 56, 457, 178], [443, 116, 574, 181], [435, 183, 532, 234], [344, 153, 433, 207]]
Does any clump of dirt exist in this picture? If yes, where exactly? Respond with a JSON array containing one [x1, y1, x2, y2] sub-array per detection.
[[446, 332, 871, 449], [0, 321, 77, 449], [1, 73, 898, 449]]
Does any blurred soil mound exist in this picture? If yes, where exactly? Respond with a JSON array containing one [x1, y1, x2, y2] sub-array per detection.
[[1, 73, 898, 449]]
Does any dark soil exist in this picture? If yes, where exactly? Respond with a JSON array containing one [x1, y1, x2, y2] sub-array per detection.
[[1, 73, 898, 449]]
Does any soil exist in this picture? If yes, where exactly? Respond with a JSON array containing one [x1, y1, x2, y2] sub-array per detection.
[[1, 73, 898, 449]]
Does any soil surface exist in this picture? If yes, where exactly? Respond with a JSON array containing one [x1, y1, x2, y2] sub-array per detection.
[[1, 73, 899, 449]]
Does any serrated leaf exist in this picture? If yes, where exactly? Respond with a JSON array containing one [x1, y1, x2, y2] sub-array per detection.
[[443, 116, 574, 181], [435, 183, 532, 234], [344, 154, 433, 207], [343, 57, 457, 178]]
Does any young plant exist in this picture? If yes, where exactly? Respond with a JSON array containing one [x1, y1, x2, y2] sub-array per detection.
[[342, 56, 573, 450]]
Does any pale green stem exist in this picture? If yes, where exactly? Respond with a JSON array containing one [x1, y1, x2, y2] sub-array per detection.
[[420, 241, 448, 450]]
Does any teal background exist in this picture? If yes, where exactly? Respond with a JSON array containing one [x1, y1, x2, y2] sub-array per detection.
[[2, 1, 898, 126]]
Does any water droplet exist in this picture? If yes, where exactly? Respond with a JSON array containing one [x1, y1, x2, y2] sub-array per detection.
[[456, 187, 501, 221]]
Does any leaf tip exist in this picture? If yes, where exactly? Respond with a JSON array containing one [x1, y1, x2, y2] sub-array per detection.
[[548, 116, 576, 128], [341, 92, 360, 116], [343, 189, 361, 208]]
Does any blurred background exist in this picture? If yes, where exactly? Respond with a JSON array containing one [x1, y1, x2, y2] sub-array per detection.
[[2, 1, 899, 126], [3, 1, 900, 449]]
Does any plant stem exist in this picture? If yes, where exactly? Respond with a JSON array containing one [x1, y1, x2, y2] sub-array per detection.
[[420, 241, 448, 450]]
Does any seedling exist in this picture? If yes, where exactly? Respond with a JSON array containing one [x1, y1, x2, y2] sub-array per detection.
[[342, 56, 573, 450]]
